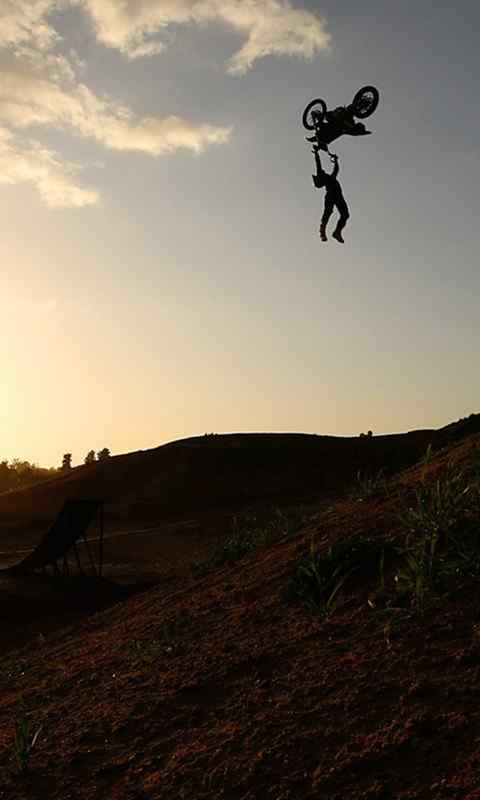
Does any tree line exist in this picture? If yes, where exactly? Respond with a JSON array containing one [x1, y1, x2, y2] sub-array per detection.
[[0, 460, 58, 494], [0, 448, 112, 494], [61, 449, 111, 470]]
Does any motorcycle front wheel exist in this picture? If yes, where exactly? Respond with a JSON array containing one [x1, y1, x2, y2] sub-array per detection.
[[302, 99, 327, 130], [351, 86, 379, 119]]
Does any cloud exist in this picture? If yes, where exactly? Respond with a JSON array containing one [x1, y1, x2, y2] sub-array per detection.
[[0, 68, 233, 155], [12, 44, 80, 82], [0, 126, 98, 208], [0, 0, 330, 207], [80, 0, 331, 73], [0, 0, 60, 51], [0, 11, 231, 207], [0, 1, 331, 73]]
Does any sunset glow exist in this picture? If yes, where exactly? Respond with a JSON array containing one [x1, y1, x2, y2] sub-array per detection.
[[1, 0, 479, 466]]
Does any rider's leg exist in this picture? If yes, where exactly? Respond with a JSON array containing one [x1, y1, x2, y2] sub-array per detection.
[[320, 195, 334, 240], [332, 194, 350, 243]]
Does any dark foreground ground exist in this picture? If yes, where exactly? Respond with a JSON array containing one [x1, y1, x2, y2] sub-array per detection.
[[0, 429, 480, 799]]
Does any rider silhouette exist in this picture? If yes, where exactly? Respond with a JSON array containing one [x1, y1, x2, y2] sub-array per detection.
[[311, 146, 350, 243]]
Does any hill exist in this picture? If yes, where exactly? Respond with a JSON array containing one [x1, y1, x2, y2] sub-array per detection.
[[0, 423, 480, 798], [1, 415, 479, 551]]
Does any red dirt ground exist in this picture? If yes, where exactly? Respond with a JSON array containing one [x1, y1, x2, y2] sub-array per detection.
[[1, 428, 480, 799]]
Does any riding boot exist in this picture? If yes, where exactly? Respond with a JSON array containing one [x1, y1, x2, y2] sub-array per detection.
[[332, 228, 345, 243]]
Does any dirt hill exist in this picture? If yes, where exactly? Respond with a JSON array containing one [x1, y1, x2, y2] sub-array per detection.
[[0, 426, 480, 799], [1, 415, 479, 547]]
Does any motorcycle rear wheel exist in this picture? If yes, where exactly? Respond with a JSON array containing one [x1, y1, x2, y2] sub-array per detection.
[[351, 86, 379, 119], [302, 99, 327, 130]]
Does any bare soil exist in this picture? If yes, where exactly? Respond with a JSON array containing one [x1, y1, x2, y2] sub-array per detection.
[[0, 425, 480, 799]]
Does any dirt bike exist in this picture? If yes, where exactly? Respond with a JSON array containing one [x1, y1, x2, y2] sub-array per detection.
[[302, 85, 380, 154]]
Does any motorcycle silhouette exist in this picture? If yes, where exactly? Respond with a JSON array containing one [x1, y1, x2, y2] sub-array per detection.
[[303, 86, 380, 154]]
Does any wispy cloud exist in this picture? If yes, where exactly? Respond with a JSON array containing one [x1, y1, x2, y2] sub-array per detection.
[[80, 0, 331, 73], [0, 0, 330, 207], [0, 125, 98, 208], [0, 0, 60, 51], [0, 68, 233, 155], [0, 1, 331, 73]]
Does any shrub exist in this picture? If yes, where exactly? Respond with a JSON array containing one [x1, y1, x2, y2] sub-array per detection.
[[396, 463, 480, 612], [192, 507, 301, 575], [289, 535, 392, 615], [354, 467, 387, 501]]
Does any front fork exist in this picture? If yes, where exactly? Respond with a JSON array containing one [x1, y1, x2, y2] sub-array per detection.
[[305, 131, 337, 162], [305, 111, 338, 160]]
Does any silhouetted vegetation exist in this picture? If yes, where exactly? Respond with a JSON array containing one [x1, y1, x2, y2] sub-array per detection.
[[0, 460, 58, 494], [353, 467, 387, 501], [290, 451, 480, 618], [97, 448, 111, 461], [395, 460, 480, 613], [84, 450, 96, 465], [61, 453, 72, 471], [289, 535, 393, 615], [192, 507, 306, 576]]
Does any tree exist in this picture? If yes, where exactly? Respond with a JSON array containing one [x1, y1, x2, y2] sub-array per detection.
[[0, 460, 14, 492], [84, 450, 96, 465], [97, 448, 111, 462], [0, 458, 58, 493], [61, 453, 72, 470]]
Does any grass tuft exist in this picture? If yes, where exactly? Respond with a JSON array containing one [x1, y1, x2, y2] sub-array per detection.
[[13, 714, 42, 774], [395, 462, 480, 613], [289, 535, 392, 615], [353, 468, 387, 501], [192, 507, 305, 575]]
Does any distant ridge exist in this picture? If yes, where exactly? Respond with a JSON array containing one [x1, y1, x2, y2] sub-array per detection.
[[0, 414, 478, 537]]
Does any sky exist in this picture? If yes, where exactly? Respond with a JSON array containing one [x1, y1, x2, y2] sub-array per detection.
[[0, 0, 479, 467]]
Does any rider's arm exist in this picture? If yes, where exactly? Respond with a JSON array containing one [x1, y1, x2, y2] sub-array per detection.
[[313, 150, 323, 175], [312, 150, 326, 187], [331, 158, 339, 178]]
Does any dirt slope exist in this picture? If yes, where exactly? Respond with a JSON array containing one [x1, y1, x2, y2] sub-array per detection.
[[0, 432, 480, 799]]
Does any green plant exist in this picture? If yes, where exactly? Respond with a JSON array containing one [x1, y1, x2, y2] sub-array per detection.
[[395, 542, 432, 614], [396, 463, 480, 612], [420, 444, 433, 479], [192, 507, 299, 575], [400, 464, 474, 546], [354, 467, 386, 501], [289, 535, 390, 615], [13, 716, 42, 773]]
